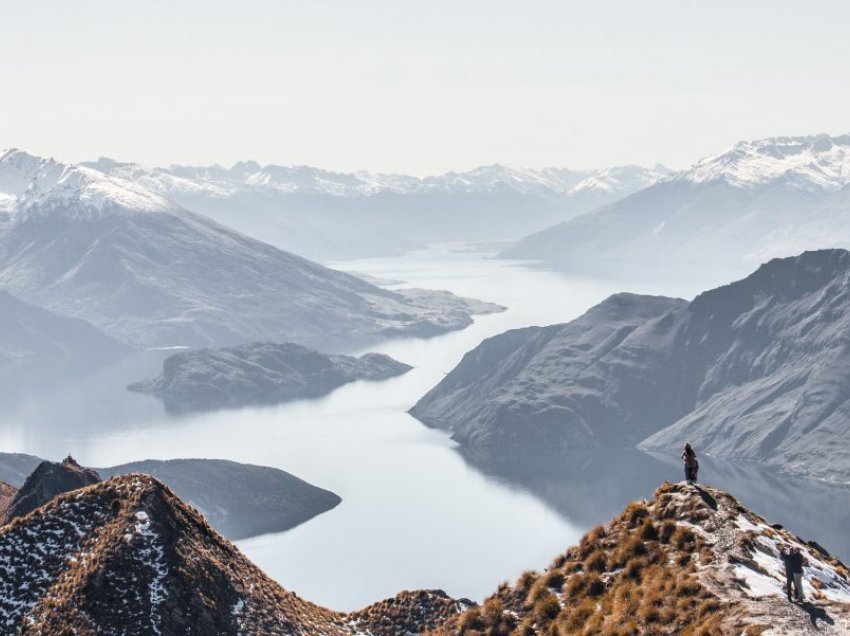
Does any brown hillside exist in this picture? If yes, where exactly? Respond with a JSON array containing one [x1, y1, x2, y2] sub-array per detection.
[[429, 482, 850, 635]]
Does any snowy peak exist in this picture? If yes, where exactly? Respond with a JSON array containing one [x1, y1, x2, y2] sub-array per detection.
[[0, 148, 175, 215], [678, 134, 850, 191]]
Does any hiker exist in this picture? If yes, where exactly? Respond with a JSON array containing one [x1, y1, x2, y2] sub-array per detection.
[[682, 443, 699, 484], [780, 546, 805, 602]]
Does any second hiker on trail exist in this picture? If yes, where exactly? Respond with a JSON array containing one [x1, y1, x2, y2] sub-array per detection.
[[682, 443, 699, 484], [780, 546, 806, 602]]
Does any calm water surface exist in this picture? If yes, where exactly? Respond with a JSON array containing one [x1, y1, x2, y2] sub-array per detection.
[[1, 250, 848, 610]]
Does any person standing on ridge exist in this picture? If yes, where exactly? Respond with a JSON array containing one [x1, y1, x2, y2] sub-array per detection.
[[682, 443, 699, 484], [780, 545, 805, 602]]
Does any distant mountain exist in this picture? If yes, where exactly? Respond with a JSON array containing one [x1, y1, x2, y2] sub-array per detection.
[[84, 157, 669, 260], [505, 134, 850, 281], [128, 341, 412, 413], [0, 473, 465, 634], [0, 290, 127, 363], [2, 457, 100, 523], [440, 482, 850, 635], [412, 250, 850, 483], [0, 453, 341, 540], [0, 149, 501, 349]]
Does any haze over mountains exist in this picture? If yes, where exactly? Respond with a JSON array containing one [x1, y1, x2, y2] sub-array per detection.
[[505, 134, 850, 281], [0, 148, 500, 350], [412, 249, 850, 483], [83, 157, 670, 260]]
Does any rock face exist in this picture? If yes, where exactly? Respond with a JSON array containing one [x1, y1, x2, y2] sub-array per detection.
[[84, 157, 670, 261], [412, 250, 850, 482], [128, 342, 412, 413], [2, 457, 100, 523], [505, 135, 850, 283], [434, 482, 850, 635], [0, 474, 464, 635], [0, 149, 502, 350], [411, 293, 689, 448], [0, 481, 16, 519], [0, 290, 127, 364], [98, 458, 341, 540]]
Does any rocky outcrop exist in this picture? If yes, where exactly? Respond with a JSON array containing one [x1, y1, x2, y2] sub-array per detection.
[[0, 474, 464, 635], [0, 481, 16, 519], [99, 458, 340, 540], [128, 342, 412, 413], [2, 457, 100, 523], [432, 482, 850, 635], [412, 250, 850, 482]]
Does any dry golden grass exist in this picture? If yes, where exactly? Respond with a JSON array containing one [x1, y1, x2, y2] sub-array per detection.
[[433, 483, 731, 636]]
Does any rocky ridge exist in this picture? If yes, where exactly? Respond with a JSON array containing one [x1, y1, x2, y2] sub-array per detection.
[[411, 249, 850, 482]]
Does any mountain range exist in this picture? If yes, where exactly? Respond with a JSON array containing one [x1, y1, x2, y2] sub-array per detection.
[[504, 134, 850, 283], [412, 249, 850, 483], [0, 148, 501, 350], [83, 157, 669, 260]]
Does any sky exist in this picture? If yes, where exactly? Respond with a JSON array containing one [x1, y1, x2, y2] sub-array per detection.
[[3, 0, 849, 174]]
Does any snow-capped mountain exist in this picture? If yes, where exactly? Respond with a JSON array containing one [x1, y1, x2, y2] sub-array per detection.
[[83, 157, 669, 260], [681, 134, 850, 191], [0, 149, 501, 349], [505, 134, 850, 283]]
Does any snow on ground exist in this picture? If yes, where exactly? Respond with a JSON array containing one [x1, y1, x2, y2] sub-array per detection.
[[733, 513, 850, 603]]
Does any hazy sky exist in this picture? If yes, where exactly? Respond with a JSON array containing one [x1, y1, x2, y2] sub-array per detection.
[[3, 1, 849, 174]]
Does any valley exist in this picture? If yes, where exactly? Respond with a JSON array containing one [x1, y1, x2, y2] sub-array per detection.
[[3, 248, 850, 612]]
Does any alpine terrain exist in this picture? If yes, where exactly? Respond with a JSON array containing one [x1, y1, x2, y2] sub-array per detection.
[[412, 249, 850, 483], [505, 135, 850, 282], [1, 473, 848, 634], [0, 148, 502, 350]]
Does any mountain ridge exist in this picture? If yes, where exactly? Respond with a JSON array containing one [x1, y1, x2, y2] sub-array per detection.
[[412, 249, 850, 483]]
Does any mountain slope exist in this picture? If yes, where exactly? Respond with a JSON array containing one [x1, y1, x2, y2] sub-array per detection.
[[0, 474, 464, 634], [410, 293, 689, 448], [505, 134, 850, 281], [128, 341, 412, 413], [431, 482, 850, 635], [0, 290, 127, 363], [84, 157, 669, 260], [0, 149, 501, 349], [412, 249, 850, 482]]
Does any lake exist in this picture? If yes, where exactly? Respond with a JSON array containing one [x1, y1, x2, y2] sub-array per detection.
[[1, 249, 849, 611]]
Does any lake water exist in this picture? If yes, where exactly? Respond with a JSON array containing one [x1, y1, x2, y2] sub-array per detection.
[[2, 249, 849, 611]]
